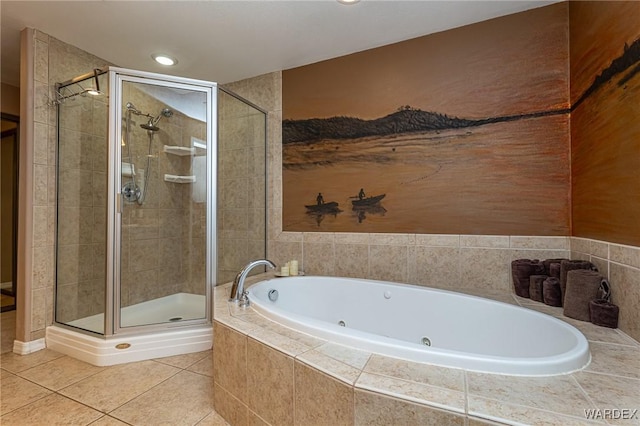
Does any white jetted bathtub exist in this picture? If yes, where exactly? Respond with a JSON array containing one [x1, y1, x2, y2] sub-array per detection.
[[248, 276, 590, 376]]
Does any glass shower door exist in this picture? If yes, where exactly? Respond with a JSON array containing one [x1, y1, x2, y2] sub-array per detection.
[[55, 71, 109, 334], [111, 69, 216, 332]]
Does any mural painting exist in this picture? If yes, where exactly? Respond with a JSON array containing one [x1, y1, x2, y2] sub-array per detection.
[[570, 1, 640, 247], [282, 3, 571, 235]]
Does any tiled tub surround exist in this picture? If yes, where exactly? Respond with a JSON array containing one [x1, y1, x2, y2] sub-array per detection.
[[571, 237, 640, 343], [213, 279, 640, 426]]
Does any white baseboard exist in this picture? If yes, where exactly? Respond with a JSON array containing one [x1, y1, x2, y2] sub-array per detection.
[[13, 338, 46, 355], [46, 325, 212, 366]]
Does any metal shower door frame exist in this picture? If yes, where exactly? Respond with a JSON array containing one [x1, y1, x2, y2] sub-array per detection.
[[107, 67, 217, 336]]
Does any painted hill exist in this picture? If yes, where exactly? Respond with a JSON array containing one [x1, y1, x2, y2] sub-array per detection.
[[282, 108, 476, 144]]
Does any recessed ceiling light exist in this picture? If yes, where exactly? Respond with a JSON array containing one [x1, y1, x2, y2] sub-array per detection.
[[337, 0, 360, 4], [152, 54, 177, 66]]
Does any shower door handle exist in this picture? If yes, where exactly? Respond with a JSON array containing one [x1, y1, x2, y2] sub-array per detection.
[[116, 193, 122, 213]]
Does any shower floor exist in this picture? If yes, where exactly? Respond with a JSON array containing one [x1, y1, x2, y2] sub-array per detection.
[[46, 293, 211, 366], [68, 292, 206, 333]]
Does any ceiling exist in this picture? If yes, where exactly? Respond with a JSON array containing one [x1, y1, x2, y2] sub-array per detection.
[[1, 1, 560, 88]]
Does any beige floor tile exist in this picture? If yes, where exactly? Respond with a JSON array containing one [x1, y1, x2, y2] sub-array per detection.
[[187, 353, 213, 377], [18, 355, 104, 391], [154, 350, 210, 369], [59, 359, 181, 413], [196, 410, 230, 425], [0, 393, 102, 425], [90, 415, 132, 425], [110, 370, 214, 425], [0, 348, 65, 373], [0, 369, 52, 415]]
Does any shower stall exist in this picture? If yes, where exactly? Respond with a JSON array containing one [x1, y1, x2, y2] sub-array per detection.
[[47, 67, 266, 365]]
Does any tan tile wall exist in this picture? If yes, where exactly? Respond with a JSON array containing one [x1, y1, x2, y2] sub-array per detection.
[[119, 85, 207, 306], [25, 30, 112, 339], [212, 321, 468, 425], [571, 237, 640, 342], [217, 91, 267, 284]]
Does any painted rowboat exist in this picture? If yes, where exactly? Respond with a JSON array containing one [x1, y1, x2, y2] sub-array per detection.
[[352, 194, 385, 207], [305, 202, 340, 213]]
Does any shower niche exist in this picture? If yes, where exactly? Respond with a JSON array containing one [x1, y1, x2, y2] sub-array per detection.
[[51, 67, 220, 364]]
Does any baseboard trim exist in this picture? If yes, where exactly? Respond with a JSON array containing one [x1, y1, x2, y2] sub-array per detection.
[[13, 338, 46, 355]]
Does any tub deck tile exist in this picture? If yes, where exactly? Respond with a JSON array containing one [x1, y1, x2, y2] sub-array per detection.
[[561, 317, 640, 346], [355, 371, 466, 414], [466, 372, 596, 419], [585, 342, 640, 379], [248, 326, 320, 357], [364, 354, 465, 392], [468, 396, 606, 426], [252, 317, 326, 349], [215, 314, 260, 335], [573, 371, 640, 425], [314, 342, 372, 370], [213, 276, 640, 426], [296, 349, 362, 385]]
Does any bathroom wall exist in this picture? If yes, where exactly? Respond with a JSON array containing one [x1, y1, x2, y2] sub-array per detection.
[[569, 1, 640, 248], [217, 90, 267, 284], [227, 1, 639, 344], [282, 3, 570, 236], [20, 29, 112, 342], [569, 1, 640, 342]]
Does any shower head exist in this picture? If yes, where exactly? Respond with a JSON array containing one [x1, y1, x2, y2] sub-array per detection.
[[149, 108, 173, 126], [140, 122, 160, 132]]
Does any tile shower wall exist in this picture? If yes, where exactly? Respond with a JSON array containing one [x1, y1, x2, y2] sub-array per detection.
[[119, 85, 207, 307], [55, 74, 108, 323], [216, 90, 267, 284], [26, 29, 113, 340]]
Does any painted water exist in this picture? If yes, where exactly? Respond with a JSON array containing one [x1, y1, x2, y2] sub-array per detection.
[[283, 116, 570, 235]]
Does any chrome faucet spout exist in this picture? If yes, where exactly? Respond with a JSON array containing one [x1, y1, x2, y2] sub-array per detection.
[[229, 259, 276, 307]]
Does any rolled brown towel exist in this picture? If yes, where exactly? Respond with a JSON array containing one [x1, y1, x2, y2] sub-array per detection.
[[529, 275, 548, 302], [511, 259, 545, 298], [589, 299, 619, 328], [542, 258, 568, 276], [543, 277, 562, 307], [560, 260, 597, 304], [563, 270, 606, 321], [549, 262, 561, 279]]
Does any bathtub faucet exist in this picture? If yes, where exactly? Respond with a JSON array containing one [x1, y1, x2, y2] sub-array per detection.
[[229, 259, 276, 307]]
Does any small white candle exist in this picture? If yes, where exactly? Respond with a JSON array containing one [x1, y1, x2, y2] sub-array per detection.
[[280, 266, 289, 276], [290, 260, 298, 276]]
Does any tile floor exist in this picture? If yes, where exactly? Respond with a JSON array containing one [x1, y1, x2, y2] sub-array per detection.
[[0, 346, 229, 426]]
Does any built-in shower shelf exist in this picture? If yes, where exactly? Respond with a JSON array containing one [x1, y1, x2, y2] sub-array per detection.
[[164, 174, 196, 184], [163, 145, 195, 156]]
